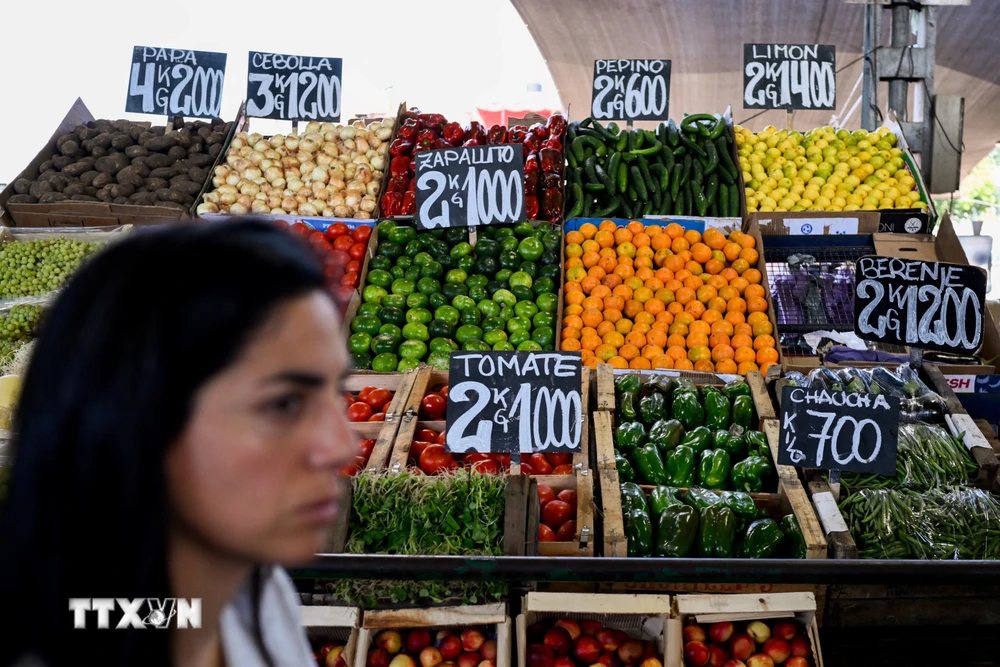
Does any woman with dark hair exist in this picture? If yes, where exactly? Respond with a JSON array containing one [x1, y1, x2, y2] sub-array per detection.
[[0, 219, 358, 666]]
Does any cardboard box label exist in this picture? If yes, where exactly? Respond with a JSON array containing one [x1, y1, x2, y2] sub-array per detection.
[[782, 218, 859, 235]]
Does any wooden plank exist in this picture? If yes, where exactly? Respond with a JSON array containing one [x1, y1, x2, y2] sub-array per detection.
[[525, 477, 539, 557], [536, 471, 595, 557], [808, 481, 858, 559], [595, 363, 615, 411], [764, 418, 799, 482], [362, 603, 508, 628], [504, 475, 531, 556], [747, 370, 776, 420], [387, 371, 432, 470], [779, 476, 827, 560], [367, 369, 420, 471], [598, 468, 627, 558], [594, 411, 616, 471], [824, 587, 1000, 627], [301, 605, 359, 627], [323, 478, 353, 554]]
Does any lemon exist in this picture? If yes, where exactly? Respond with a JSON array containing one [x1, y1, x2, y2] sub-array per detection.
[[746, 196, 759, 209]]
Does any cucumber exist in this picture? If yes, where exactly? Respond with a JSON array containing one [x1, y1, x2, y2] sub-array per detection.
[[607, 152, 622, 194], [631, 166, 648, 201], [729, 184, 740, 216], [638, 156, 657, 194], [718, 184, 730, 217], [691, 157, 704, 186], [567, 183, 584, 219], [618, 163, 629, 195], [593, 163, 613, 192], [666, 119, 680, 147]]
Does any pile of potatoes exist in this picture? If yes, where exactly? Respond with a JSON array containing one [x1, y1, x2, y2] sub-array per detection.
[[8, 118, 233, 210]]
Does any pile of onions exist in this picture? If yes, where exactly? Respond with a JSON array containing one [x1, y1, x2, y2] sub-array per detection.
[[196, 117, 394, 219]]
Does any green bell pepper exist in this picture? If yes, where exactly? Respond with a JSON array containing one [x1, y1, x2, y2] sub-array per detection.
[[656, 504, 700, 557], [644, 375, 676, 398], [614, 421, 647, 451], [665, 446, 697, 487], [620, 485, 653, 557], [680, 425, 713, 453], [638, 391, 668, 425], [699, 504, 737, 557], [683, 486, 722, 513], [719, 490, 759, 529], [745, 431, 769, 458], [722, 379, 752, 401], [620, 482, 648, 514], [675, 378, 697, 394], [700, 384, 721, 399], [713, 427, 746, 459], [780, 514, 807, 559], [615, 373, 641, 396], [742, 518, 786, 558], [649, 486, 683, 515], [731, 455, 774, 493], [648, 419, 685, 451], [615, 452, 635, 482], [633, 444, 668, 485], [698, 449, 731, 490], [671, 391, 704, 430], [731, 395, 753, 430], [619, 391, 639, 421], [704, 392, 731, 430]]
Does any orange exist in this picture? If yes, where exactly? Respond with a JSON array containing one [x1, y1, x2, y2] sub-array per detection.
[[747, 296, 768, 313], [694, 359, 716, 373], [708, 296, 729, 313], [563, 315, 583, 331], [565, 304, 583, 317], [688, 320, 711, 335], [580, 275, 600, 294], [624, 300, 644, 319], [707, 274, 727, 290], [676, 287, 696, 305], [696, 285, 718, 303], [666, 222, 685, 239], [629, 357, 652, 370], [667, 333, 687, 348], [718, 285, 739, 301], [595, 344, 618, 362], [721, 267, 739, 282], [566, 230, 585, 245], [595, 230, 615, 248], [665, 254, 685, 273], [665, 279, 684, 294], [588, 266, 607, 281], [645, 298, 666, 315], [674, 358, 695, 370], [599, 247, 618, 260], [691, 243, 713, 264], [737, 361, 759, 374], [687, 333, 709, 348], [582, 296, 603, 310], [651, 233, 672, 251], [737, 233, 756, 249], [715, 359, 738, 374], [683, 275, 704, 291], [752, 320, 773, 337], [580, 348, 595, 361], [603, 294, 625, 312], [626, 331, 647, 349], [566, 257, 584, 270], [641, 344, 664, 360], [607, 356, 629, 369], [633, 286, 654, 303], [711, 320, 735, 337], [702, 309, 723, 326], [684, 229, 702, 245], [618, 343, 640, 361], [656, 310, 674, 325], [617, 242, 637, 259], [613, 285, 635, 301], [759, 362, 775, 376], [705, 259, 725, 275], [634, 311, 655, 326], [602, 330, 625, 348], [731, 333, 752, 350], [667, 301, 684, 315], [603, 308, 623, 324], [598, 256, 618, 274], [597, 321, 617, 338], [634, 256, 653, 271], [615, 318, 633, 335], [712, 344, 735, 362], [636, 245, 654, 259], [726, 311, 746, 326], [561, 338, 582, 352], [581, 334, 602, 352], [730, 277, 750, 294], [734, 323, 753, 338], [579, 223, 598, 239], [727, 297, 747, 314], [614, 264, 635, 280], [709, 332, 731, 349], [757, 347, 779, 365], [633, 233, 651, 248], [685, 261, 704, 276], [740, 248, 759, 266], [675, 312, 696, 326], [625, 275, 643, 291], [644, 277, 665, 292], [747, 311, 769, 325], [632, 322, 651, 335], [666, 345, 687, 361], [646, 329, 668, 348], [581, 326, 598, 338], [645, 224, 662, 236], [745, 284, 765, 300], [599, 220, 617, 232], [614, 228, 634, 245], [728, 230, 745, 244], [625, 220, 643, 235], [671, 237, 690, 253], [566, 243, 584, 259], [668, 322, 690, 338], [705, 229, 727, 250], [731, 258, 750, 275], [567, 266, 587, 283], [582, 239, 601, 254], [734, 347, 757, 364], [581, 308, 603, 329], [712, 250, 727, 263], [743, 268, 763, 285], [753, 335, 776, 351], [584, 356, 601, 369], [562, 327, 582, 341], [566, 290, 586, 306], [635, 267, 654, 282], [723, 242, 742, 262], [651, 354, 675, 369], [602, 274, 623, 290], [688, 345, 711, 362]]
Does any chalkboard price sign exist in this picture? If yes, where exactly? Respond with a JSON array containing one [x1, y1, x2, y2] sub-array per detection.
[[743, 43, 835, 110], [854, 256, 987, 354], [445, 351, 583, 455], [592, 59, 671, 121], [779, 386, 899, 476], [414, 146, 525, 229], [246, 51, 342, 122], [126, 46, 227, 118]]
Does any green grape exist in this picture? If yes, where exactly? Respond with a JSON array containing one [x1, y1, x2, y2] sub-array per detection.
[[0, 305, 44, 361], [0, 238, 103, 298]]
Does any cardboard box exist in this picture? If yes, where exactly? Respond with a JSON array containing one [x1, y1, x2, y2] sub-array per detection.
[[0, 98, 235, 228]]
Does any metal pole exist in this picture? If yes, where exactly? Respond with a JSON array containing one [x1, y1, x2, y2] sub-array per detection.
[[888, 1, 911, 119], [861, 3, 881, 130]]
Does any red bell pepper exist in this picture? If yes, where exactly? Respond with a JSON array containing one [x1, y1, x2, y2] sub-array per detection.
[[387, 175, 408, 193], [406, 178, 416, 192], [402, 191, 416, 215], [523, 134, 541, 154], [529, 123, 549, 141], [397, 118, 420, 141], [442, 121, 464, 145], [463, 138, 480, 146], [543, 172, 562, 189], [544, 136, 563, 151], [389, 138, 414, 157], [434, 137, 453, 149], [525, 169, 539, 193], [508, 126, 528, 143], [417, 113, 447, 130], [539, 148, 563, 176], [487, 124, 507, 145], [524, 152, 540, 174], [525, 195, 539, 221], [541, 188, 562, 222], [546, 113, 567, 138], [379, 192, 403, 217], [390, 156, 411, 179], [465, 121, 487, 144], [417, 128, 438, 145]]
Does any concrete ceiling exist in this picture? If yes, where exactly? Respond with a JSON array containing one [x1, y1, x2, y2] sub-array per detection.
[[511, 0, 997, 183]]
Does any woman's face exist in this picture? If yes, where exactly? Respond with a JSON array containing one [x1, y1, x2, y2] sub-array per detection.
[[166, 291, 357, 565]]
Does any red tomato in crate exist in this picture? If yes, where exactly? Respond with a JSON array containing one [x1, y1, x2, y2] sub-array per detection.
[[537, 484, 555, 506], [291, 222, 312, 236], [343, 392, 355, 406], [326, 222, 350, 240], [527, 453, 553, 475], [519, 462, 536, 475], [465, 453, 490, 465], [492, 454, 511, 468], [417, 428, 440, 443], [333, 285, 355, 305], [420, 393, 447, 420], [364, 389, 393, 411], [310, 230, 329, 246], [333, 235, 354, 253], [438, 385, 449, 399], [345, 259, 363, 274], [555, 520, 577, 542], [435, 430, 447, 445], [538, 525, 556, 542], [340, 273, 360, 290], [542, 500, 573, 530], [418, 444, 453, 474], [347, 402, 373, 422], [349, 243, 367, 261], [409, 440, 433, 462], [325, 265, 345, 283], [552, 464, 574, 475], [548, 453, 572, 467], [368, 413, 386, 422], [359, 439, 375, 461], [471, 459, 500, 475], [557, 490, 578, 514], [329, 249, 351, 267], [358, 387, 375, 401], [352, 225, 372, 244]]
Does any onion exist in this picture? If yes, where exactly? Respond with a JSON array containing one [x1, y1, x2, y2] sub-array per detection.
[[316, 153, 334, 166], [377, 143, 389, 156], [253, 140, 269, 152], [334, 205, 351, 217], [322, 142, 339, 157], [220, 192, 238, 206], [305, 121, 322, 134], [360, 195, 377, 213], [240, 181, 260, 197], [299, 138, 318, 153], [322, 207, 335, 217], [260, 158, 273, 171], [231, 135, 247, 150], [310, 166, 329, 183], [264, 166, 283, 182], [313, 186, 329, 200], [286, 178, 304, 192], [366, 181, 381, 197], [238, 146, 253, 159], [270, 207, 285, 214], [299, 202, 319, 216], [381, 117, 395, 129], [331, 167, 345, 182], [264, 149, 281, 160], [343, 138, 356, 151], [353, 155, 370, 167], [356, 211, 372, 220], [204, 191, 220, 204], [370, 155, 385, 171], [251, 200, 270, 215], [345, 193, 361, 209], [330, 194, 346, 208], [281, 156, 300, 169], [284, 136, 300, 151], [271, 177, 286, 190], [212, 176, 224, 188], [229, 202, 248, 215], [281, 197, 298, 211], [376, 127, 393, 141], [196, 202, 219, 215], [300, 161, 316, 177], [269, 135, 285, 149], [248, 151, 265, 165], [238, 194, 253, 209], [226, 173, 241, 187], [297, 186, 311, 197], [355, 137, 370, 153], [255, 191, 267, 200], [242, 166, 263, 180], [339, 126, 358, 141], [296, 194, 308, 205], [267, 195, 282, 209], [232, 157, 251, 172]]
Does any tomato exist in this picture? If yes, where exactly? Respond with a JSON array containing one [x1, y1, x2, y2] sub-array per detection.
[[334, 285, 355, 304], [465, 453, 490, 465], [352, 225, 372, 244], [419, 444, 453, 475], [291, 222, 312, 236], [436, 430, 447, 445], [326, 222, 350, 241], [537, 484, 555, 506], [368, 413, 386, 422], [471, 459, 500, 475], [343, 392, 355, 406], [325, 264, 345, 281], [273, 219, 290, 229], [557, 490, 578, 515], [420, 393, 447, 420], [358, 387, 375, 401], [340, 273, 360, 289], [527, 453, 553, 475], [417, 429, 440, 443], [310, 230, 329, 245], [519, 462, 536, 476], [555, 520, 577, 542], [346, 259, 363, 274], [340, 461, 361, 477], [330, 249, 351, 267], [541, 499, 573, 529], [438, 385, 449, 400], [548, 453, 572, 467], [552, 464, 574, 475], [359, 439, 375, 461], [538, 524, 556, 542], [349, 243, 367, 261], [348, 402, 373, 422], [492, 453, 511, 469], [364, 389, 393, 410], [333, 235, 354, 253], [409, 440, 433, 462]]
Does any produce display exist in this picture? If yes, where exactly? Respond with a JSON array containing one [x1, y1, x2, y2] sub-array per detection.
[[565, 114, 740, 219], [537, 483, 578, 542], [0, 305, 44, 361], [735, 125, 927, 213], [524, 616, 663, 667], [363, 626, 501, 667], [405, 425, 510, 475], [681, 618, 814, 667], [381, 109, 566, 222], [350, 221, 561, 372], [198, 119, 393, 219], [611, 375, 775, 492], [784, 364, 947, 424], [276, 219, 371, 310], [840, 486, 1000, 560], [0, 236, 104, 299], [345, 384, 396, 423], [10, 118, 231, 209], [313, 640, 349, 667], [562, 221, 776, 373]]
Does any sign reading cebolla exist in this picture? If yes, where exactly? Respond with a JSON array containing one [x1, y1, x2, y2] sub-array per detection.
[[743, 43, 835, 110], [246, 51, 342, 122], [779, 386, 899, 476], [414, 146, 525, 229], [592, 59, 671, 121], [126, 46, 226, 118], [446, 351, 583, 455], [854, 255, 987, 354]]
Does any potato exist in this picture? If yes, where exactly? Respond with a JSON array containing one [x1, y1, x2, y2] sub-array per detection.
[[109, 183, 135, 199], [111, 133, 134, 151], [128, 125, 144, 141], [115, 166, 146, 187], [29, 180, 54, 198], [79, 170, 99, 187], [51, 155, 75, 171], [62, 183, 87, 196], [175, 129, 193, 148], [169, 173, 192, 185], [130, 157, 149, 169], [59, 139, 81, 158], [207, 132, 225, 145], [125, 145, 148, 159], [129, 192, 158, 205], [188, 153, 214, 168], [148, 167, 177, 180], [188, 167, 209, 184], [48, 175, 70, 192], [56, 133, 77, 149], [156, 188, 189, 204], [172, 180, 203, 196], [7, 194, 37, 204], [154, 201, 187, 210], [90, 146, 108, 159], [38, 160, 54, 174], [112, 196, 129, 205], [145, 177, 169, 191], [167, 145, 188, 161], [197, 126, 213, 140], [96, 186, 113, 202], [38, 192, 69, 203], [62, 159, 97, 177], [188, 141, 204, 154], [144, 134, 178, 153], [145, 153, 174, 170], [70, 194, 99, 202], [208, 143, 222, 157], [95, 154, 130, 175], [75, 126, 99, 142], [92, 172, 113, 188], [13, 179, 32, 195], [83, 132, 113, 152]]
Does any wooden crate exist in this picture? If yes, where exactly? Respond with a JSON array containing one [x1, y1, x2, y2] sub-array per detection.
[[355, 604, 512, 667], [536, 470, 596, 557], [670, 593, 824, 667], [345, 370, 421, 471], [301, 605, 361, 667], [517, 592, 672, 667]]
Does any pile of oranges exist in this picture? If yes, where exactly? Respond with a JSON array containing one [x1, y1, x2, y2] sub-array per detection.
[[560, 220, 779, 375]]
